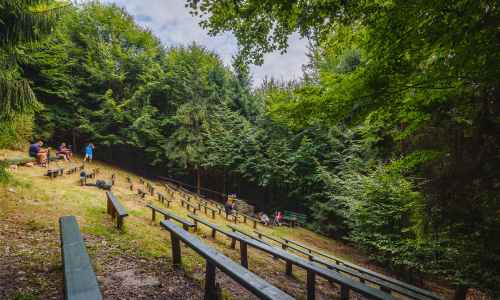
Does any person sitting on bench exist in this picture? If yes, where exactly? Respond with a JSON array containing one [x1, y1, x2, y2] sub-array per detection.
[[29, 141, 48, 167], [224, 199, 232, 215], [57, 142, 72, 161], [259, 212, 270, 226], [273, 211, 283, 226]]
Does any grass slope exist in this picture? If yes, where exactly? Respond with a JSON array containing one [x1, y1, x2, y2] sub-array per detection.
[[0, 150, 449, 300]]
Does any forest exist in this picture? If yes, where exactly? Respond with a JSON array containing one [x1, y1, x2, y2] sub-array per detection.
[[1, 1, 499, 299]]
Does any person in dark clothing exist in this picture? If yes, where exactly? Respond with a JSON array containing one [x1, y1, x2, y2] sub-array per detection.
[[224, 200, 232, 215], [29, 141, 48, 167]]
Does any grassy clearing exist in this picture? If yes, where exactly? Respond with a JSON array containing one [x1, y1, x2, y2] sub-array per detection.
[[0, 149, 410, 299]]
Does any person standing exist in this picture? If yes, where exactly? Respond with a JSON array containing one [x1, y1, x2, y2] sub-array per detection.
[[83, 143, 95, 163]]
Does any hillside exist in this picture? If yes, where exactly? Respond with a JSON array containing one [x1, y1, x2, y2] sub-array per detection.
[[0, 150, 451, 300]]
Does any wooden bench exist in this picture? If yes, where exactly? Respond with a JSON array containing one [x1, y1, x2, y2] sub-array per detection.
[[180, 199, 199, 214], [160, 220, 294, 300], [59, 216, 103, 300], [188, 214, 240, 248], [106, 192, 128, 229], [224, 211, 239, 223], [137, 188, 146, 199], [66, 166, 78, 175], [238, 213, 264, 229], [282, 238, 443, 300], [2, 156, 36, 166], [46, 168, 64, 179], [146, 204, 195, 231], [192, 217, 396, 300], [199, 204, 218, 219], [156, 192, 172, 207], [282, 211, 306, 227]]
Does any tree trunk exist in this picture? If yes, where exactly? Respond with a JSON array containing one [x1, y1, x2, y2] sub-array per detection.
[[196, 168, 201, 195], [453, 285, 468, 300]]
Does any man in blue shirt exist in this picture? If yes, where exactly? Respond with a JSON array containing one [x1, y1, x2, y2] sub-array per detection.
[[84, 143, 95, 163], [28, 141, 48, 167]]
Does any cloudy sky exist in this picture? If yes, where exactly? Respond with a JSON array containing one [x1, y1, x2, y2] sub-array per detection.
[[94, 0, 309, 86]]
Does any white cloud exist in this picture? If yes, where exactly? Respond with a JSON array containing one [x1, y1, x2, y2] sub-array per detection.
[[80, 0, 309, 86]]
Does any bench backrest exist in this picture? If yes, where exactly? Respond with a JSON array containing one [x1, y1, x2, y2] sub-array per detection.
[[59, 216, 102, 300], [160, 220, 294, 300], [106, 192, 128, 217], [283, 211, 306, 220], [188, 214, 232, 236], [147, 204, 194, 227]]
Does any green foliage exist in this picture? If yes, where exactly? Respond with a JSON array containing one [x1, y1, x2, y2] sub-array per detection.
[[15, 1, 500, 297]]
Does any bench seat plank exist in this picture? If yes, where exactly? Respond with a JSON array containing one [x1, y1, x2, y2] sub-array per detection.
[[106, 192, 128, 217], [59, 216, 102, 300]]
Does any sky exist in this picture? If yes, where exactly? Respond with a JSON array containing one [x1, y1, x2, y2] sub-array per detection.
[[91, 0, 309, 86]]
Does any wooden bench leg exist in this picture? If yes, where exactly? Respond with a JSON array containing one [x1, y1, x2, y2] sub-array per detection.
[[205, 261, 217, 300], [171, 234, 182, 268], [286, 261, 293, 276], [117, 216, 123, 229], [152, 209, 156, 221], [211, 228, 216, 238], [253, 221, 257, 229], [307, 270, 315, 300], [211, 211, 215, 219], [340, 284, 350, 300], [107, 199, 111, 214], [240, 242, 248, 268], [230, 238, 236, 249]]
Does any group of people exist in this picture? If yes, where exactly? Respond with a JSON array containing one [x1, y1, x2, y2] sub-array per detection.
[[224, 195, 283, 227], [28, 141, 95, 167], [257, 211, 283, 226]]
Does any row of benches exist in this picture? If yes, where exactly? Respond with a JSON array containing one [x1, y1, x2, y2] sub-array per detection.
[[135, 181, 439, 300], [151, 208, 442, 300], [251, 231, 443, 300], [60, 179, 442, 300], [60, 200, 291, 299]]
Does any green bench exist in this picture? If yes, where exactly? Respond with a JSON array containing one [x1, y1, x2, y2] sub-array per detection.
[[282, 211, 306, 227], [59, 216, 102, 300]]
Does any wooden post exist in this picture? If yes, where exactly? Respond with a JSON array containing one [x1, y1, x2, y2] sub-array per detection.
[[230, 238, 236, 249], [211, 211, 215, 219], [117, 216, 123, 229], [152, 209, 156, 221], [240, 242, 248, 268], [211, 228, 216, 238], [171, 234, 181, 268], [205, 261, 217, 300], [340, 284, 350, 300], [306, 270, 315, 300], [285, 261, 293, 276], [253, 220, 257, 229]]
